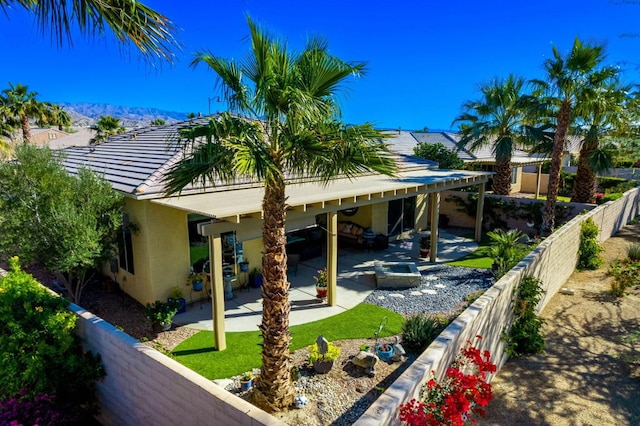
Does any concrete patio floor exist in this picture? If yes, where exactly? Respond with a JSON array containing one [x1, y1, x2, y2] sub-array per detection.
[[173, 229, 478, 332]]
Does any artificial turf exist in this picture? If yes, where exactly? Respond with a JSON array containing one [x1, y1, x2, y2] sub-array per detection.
[[171, 302, 403, 379]]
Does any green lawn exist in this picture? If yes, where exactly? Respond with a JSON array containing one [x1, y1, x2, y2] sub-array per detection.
[[534, 194, 572, 202], [445, 235, 493, 269], [171, 303, 403, 379]]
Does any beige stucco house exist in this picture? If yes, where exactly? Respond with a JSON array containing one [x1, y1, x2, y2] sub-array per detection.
[[62, 117, 491, 348]]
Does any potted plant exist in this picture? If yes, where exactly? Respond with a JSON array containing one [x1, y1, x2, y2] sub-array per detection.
[[419, 236, 430, 258], [239, 372, 253, 391], [308, 339, 341, 373], [314, 268, 328, 298], [168, 286, 186, 314], [187, 272, 207, 291], [144, 299, 179, 333], [251, 268, 263, 288], [376, 343, 394, 361]]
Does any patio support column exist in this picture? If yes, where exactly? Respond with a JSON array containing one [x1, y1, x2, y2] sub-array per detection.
[[429, 192, 440, 262], [208, 233, 226, 351], [535, 163, 542, 199], [475, 183, 485, 242], [326, 211, 338, 306]]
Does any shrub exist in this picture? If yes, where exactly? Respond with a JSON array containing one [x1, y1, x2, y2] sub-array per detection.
[[402, 314, 449, 354], [577, 218, 604, 270], [0, 390, 87, 426], [607, 258, 640, 297], [487, 229, 531, 278], [628, 243, 640, 262], [399, 336, 496, 425], [601, 193, 623, 203], [504, 276, 546, 357], [307, 340, 341, 364], [0, 257, 104, 415]]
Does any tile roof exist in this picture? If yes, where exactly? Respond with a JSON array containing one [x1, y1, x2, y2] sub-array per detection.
[[61, 117, 439, 199]]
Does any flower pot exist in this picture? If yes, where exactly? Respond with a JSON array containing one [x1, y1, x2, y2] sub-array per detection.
[[239, 262, 249, 272], [313, 360, 334, 374], [152, 321, 171, 333], [192, 281, 203, 291], [419, 248, 430, 258], [169, 297, 186, 314], [376, 344, 394, 362], [240, 379, 253, 391], [252, 274, 263, 288], [316, 286, 328, 299]]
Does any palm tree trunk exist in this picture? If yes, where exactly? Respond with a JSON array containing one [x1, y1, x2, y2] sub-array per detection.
[[542, 100, 571, 231], [21, 114, 31, 143], [571, 138, 598, 203], [492, 157, 512, 195], [252, 170, 295, 411]]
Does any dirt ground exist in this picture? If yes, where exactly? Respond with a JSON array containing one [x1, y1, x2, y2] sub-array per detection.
[[480, 222, 640, 426]]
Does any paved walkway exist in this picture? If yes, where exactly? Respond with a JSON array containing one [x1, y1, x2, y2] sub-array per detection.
[[173, 229, 477, 332]]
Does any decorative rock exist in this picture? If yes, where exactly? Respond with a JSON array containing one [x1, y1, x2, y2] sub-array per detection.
[[388, 293, 405, 298], [560, 287, 576, 295], [422, 289, 437, 294], [435, 284, 446, 288], [293, 394, 308, 408], [352, 350, 379, 376], [410, 291, 422, 296], [390, 342, 406, 362]]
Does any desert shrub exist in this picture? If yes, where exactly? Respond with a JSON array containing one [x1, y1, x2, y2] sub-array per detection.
[[607, 258, 640, 297], [504, 276, 545, 357], [628, 243, 640, 262], [0, 257, 104, 416], [601, 193, 623, 203], [487, 229, 532, 278], [402, 314, 449, 354], [577, 218, 604, 270]]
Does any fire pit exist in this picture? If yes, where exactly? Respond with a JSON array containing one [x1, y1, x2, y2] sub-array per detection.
[[374, 262, 421, 288]]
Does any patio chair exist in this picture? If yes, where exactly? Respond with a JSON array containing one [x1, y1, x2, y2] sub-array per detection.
[[287, 253, 300, 276]]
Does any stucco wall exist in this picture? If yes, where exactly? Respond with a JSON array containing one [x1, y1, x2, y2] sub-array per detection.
[[356, 187, 640, 425], [71, 304, 284, 426], [521, 172, 550, 194]]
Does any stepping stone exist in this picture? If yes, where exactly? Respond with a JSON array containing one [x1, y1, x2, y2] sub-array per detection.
[[410, 291, 422, 296], [388, 293, 405, 299], [435, 284, 446, 288], [377, 296, 386, 300], [421, 289, 437, 295], [423, 276, 438, 281]]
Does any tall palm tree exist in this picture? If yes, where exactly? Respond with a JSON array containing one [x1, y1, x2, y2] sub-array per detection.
[[1, 83, 47, 143], [532, 38, 608, 231], [164, 18, 395, 411], [1, 0, 178, 63], [571, 77, 633, 203], [90, 115, 125, 144], [453, 74, 540, 195]]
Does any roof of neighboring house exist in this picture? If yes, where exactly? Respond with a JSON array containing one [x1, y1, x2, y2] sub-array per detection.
[[61, 117, 444, 199], [30, 127, 68, 137], [410, 131, 549, 165], [49, 128, 94, 149]]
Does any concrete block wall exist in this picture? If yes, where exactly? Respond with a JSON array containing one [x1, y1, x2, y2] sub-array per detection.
[[70, 304, 284, 426], [356, 187, 639, 425]]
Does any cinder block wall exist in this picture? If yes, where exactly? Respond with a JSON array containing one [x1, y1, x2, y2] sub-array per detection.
[[356, 187, 639, 425], [71, 306, 284, 426]]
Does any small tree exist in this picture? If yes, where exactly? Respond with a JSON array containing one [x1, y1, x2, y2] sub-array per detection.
[[413, 142, 465, 169], [0, 144, 123, 303]]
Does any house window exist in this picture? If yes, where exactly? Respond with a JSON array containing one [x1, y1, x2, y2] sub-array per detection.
[[511, 167, 519, 184], [48, 133, 57, 139], [117, 214, 135, 274], [387, 196, 416, 236]]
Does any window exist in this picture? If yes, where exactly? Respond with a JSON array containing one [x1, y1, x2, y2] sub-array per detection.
[[511, 167, 519, 184], [387, 196, 417, 236], [117, 214, 135, 274]]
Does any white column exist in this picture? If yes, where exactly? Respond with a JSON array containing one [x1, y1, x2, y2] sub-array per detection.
[[475, 183, 485, 242], [429, 192, 440, 262], [209, 234, 226, 350], [326, 211, 338, 306]]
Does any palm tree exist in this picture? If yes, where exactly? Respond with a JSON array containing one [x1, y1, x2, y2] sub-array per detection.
[[151, 118, 166, 126], [1, 83, 47, 143], [0, 0, 178, 63], [532, 38, 608, 230], [571, 78, 633, 203], [164, 18, 395, 411], [90, 115, 125, 144], [46, 103, 73, 131], [453, 74, 540, 195]]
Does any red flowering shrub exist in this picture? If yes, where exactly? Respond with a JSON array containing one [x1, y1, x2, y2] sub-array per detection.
[[399, 335, 497, 426]]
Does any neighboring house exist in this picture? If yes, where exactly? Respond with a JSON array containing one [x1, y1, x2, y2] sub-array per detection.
[[61, 118, 491, 325], [402, 131, 549, 194], [20, 127, 68, 145], [48, 127, 94, 149]]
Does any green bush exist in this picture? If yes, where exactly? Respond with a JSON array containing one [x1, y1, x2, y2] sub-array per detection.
[[0, 257, 104, 412], [601, 193, 623, 203], [504, 276, 545, 357], [401, 314, 449, 354], [487, 229, 533, 278], [577, 218, 604, 270], [628, 243, 640, 262], [607, 258, 640, 297]]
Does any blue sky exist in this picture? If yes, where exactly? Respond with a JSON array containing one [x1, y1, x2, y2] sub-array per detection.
[[1, 0, 638, 130]]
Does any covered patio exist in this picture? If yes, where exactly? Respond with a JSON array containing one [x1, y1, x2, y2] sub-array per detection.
[[155, 168, 491, 349], [173, 228, 478, 332]]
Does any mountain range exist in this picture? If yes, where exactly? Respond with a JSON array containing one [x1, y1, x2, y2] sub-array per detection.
[[59, 102, 189, 128]]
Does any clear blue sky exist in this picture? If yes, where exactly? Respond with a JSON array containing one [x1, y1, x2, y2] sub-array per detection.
[[1, 0, 638, 130]]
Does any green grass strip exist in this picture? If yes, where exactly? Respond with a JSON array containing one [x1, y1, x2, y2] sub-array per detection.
[[171, 303, 403, 379], [446, 235, 493, 269]]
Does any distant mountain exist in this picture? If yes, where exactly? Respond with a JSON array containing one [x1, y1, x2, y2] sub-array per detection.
[[58, 102, 189, 128]]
